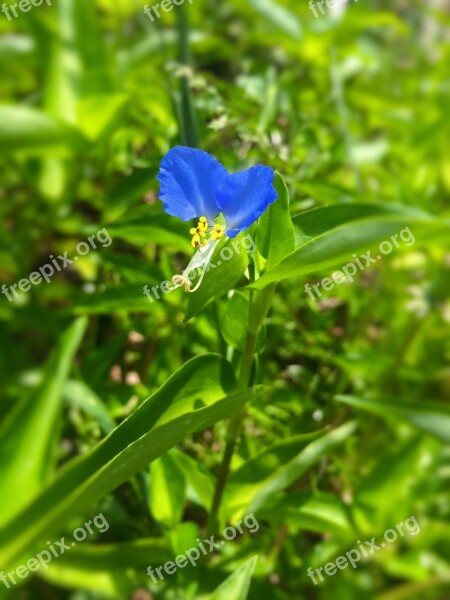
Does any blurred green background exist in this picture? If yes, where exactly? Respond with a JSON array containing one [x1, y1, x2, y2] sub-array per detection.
[[0, 0, 449, 599]]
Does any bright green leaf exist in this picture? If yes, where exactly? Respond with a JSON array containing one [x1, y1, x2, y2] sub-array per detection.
[[0, 317, 87, 526]]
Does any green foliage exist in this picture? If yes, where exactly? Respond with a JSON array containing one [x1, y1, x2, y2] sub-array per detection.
[[0, 1, 449, 599], [185, 237, 250, 320], [206, 556, 258, 600], [0, 317, 87, 525]]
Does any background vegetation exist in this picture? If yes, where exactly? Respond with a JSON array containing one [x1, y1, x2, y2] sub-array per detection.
[[0, 0, 449, 599]]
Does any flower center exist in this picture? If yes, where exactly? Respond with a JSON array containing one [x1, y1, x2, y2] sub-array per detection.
[[189, 217, 225, 247], [172, 216, 226, 294], [189, 216, 208, 248]]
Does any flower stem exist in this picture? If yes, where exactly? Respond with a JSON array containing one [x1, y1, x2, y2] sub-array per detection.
[[207, 327, 257, 535], [175, 3, 199, 148], [207, 285, 275, 535]]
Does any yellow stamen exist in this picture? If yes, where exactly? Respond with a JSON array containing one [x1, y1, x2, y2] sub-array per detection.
[[172, 237, 220, 295], [210, 224, 225, 240], [190, 216, 210, 246], [191, 233, 207, 248]]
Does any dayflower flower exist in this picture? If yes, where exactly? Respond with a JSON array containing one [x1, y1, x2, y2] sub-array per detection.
[[157, 146, 278, 292]]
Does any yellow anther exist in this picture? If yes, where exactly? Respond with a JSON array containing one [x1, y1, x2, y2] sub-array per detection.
[[190, 216, 211, 246], [191, 233, 207, 248], [197, 221, 208, 234], [177, 225, 223, 295], [189, 217, 225, 245], [210, 224, 225, 240]]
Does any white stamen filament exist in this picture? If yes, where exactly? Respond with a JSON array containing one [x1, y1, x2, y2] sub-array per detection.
[[171, 239, 219, 293]]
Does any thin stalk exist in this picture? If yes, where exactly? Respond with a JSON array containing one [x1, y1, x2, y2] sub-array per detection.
[[206, 322, 258, 535], [206, 283, 275, 535], [330, 48, 363, 192], [175, 3, 199, 148]]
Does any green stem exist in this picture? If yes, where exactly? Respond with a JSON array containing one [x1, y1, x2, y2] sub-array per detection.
[[330, 48, 363, 192], [207, 285, 275, 534], [238, 329, 257, 389], [206, 326, 257, 535], [175, 3, 199, 148]]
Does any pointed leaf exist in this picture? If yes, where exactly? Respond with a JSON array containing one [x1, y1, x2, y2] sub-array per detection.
[[222, 421, 357, 520], [184, 236, 250, 321], [0, 355, 264, 569], [336, 395, 450, 443], [208, 556, 258, 600], [257, 171, 295, 269], [252, 208, 448, 289], [0, 317, 87, 525]]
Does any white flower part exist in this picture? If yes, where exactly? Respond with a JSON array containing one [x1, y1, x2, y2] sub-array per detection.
[[171, 239, 220, 293]]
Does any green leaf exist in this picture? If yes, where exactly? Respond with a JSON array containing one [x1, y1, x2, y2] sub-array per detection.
[[0, 317, 87, 526], [252, 208, 448, 289], [76, 94, 128, 141], [260, 492, 354, 536], [107, 205, 191, 253], [336, 395, 450, 443], [103, 166, 159, 222], [42, 539, 172, 596], [63, 379, 115, 435], [207, 556, 258, 600], [247, 0, 302, 40], [293, 203, 430, 239], [0, 105, 83, 154], [0, 355, 264, 569], [101, 254, 166, 286], [169, 521, 201, 559], [149, 453, 186, 529], [375, 577, 450, 600], [257, 172, 295, 270], [38, 0, 112, 198], [221, 421, 357, 521], [72, 284, 180, 315], [218, 291, 265, 352], [353, 437, 428, 528], [184, 236, 250, 321], [298, 182, 361, 205], [171, 450, 216, 509], [45, 0, 112, 126]]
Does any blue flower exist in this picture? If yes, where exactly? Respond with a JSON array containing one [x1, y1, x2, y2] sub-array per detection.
[[215, 165, 278, 238], [157, 146, 278, 243]]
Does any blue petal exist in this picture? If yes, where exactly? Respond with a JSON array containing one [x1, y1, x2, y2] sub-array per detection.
[[157, 147, 228, 222], [215, 165, 278, 238]]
